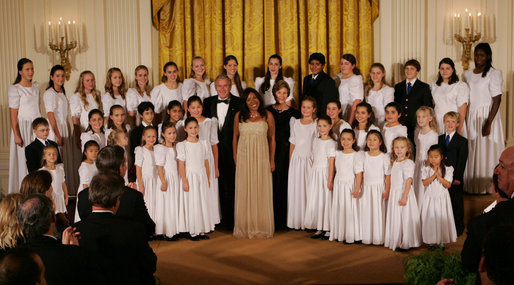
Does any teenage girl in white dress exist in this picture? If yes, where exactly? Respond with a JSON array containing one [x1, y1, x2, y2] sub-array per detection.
[[382, 102, 408, 154], [365, 63, 394, 128], [75, 140, 99, 222], [210, 55, 246, 97], [353, 102, 380, 150], [254, 54, 295, 107], [326, 100, 351, 142], [336, 54, 363, 124], [151, 61, 183, 118], [80, 109, 106, 151], [126, 65, 152, 127], [102, 67, 127, 124], [182, 57, 211, 112]]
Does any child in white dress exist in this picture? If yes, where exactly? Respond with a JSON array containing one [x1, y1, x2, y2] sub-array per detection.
[[177, 117, 213, 241], [135, 126, 159, 219], [421, 145, 457, 246], [70, 71, 102, 133], [107, 128, 130, 185], [330, 129, 363, 243], [365, 63, 394, 128], [353, 102, 380, 150], [158, 100, 185, 143], [361, 130, 391, 245], [102, 67, 127, 122], [287, 97, 317, 230], [75, 140, 99, 222], [304, 115, 337, 239], [155, 122, 181, 240], [336, 54, 363, 124], [80, 109, 106, 151], [182, 57, 211, 112], [40, 145, 68, 215], [151, 61, 183, 118], [254, 54, 295, 106], [326, 100, 351, 142], [384, 137, 421, 250], [105, 105, 131, 145], [210, 55, 247, 98], [126, 65, 152, 126], [382, 102, 408, 154]]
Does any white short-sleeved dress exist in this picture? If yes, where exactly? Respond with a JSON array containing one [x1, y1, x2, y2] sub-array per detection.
[[126, 88, 151, 125], [41, 164, 67, 214], [199, 118, 220, 225], [384, 159, 421, 250], [154, 144, 181, 237], [304, 138, 337, 231], [421, 165, 457, 245], [431, 81, 469, 136], [331, 119, 352, 142], [382, 124, 408, 154], [101, 92, 126, 117], [134, 146, 158, 218], [75, 161, 97, 222], [287, 119, 317, 230], [366, 86, 395, 128], [210, 81, 246, 97], [80, 131, 106, 152], [69, 92, 101, 131], [361, 152, 390, 245], [330, 151, 364, 243], [254, 77, 295, 106], [176, 140, 214, 235], [355, 125, 380, 150], [151, 83, 183, 114], [8, 82, 41, 193], [182, 78, 211, 102], [414, 130, 439, 207], [337, 74, 364, 121], [463, 68, 505, 194]]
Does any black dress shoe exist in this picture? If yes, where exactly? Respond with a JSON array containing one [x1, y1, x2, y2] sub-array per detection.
[[190, 236, 201, 241], [199, 235, 210, 240], [321, 235, 330, 240], [311, 232, 323, 239], [165, 235, 179, 241]]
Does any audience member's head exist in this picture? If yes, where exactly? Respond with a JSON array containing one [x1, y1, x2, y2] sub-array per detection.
[[88, 172, 124, 211], [480, 225, 514, 285], [95, 145, 126, 176], [0, 248, 46, 285], [19, 170, 53, 198], [494, 147, 514, 197], [16, 194, 54, 240], [0, 194, 24, 250]]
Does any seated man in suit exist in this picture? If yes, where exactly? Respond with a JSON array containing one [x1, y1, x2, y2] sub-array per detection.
[[301, 53, 338, 117], [16, 194, 103, 284], [75, 172, 157, 285], [0, 248, 46, 285], [394, 59, 433, 144], [25, 117, 62, 173], [77, 145, 155, 237]]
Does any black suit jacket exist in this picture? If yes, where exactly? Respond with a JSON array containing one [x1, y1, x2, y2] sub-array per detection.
[[301, 71, 338, 117], [25, 139, 62, 173], [76, 212, 157, 285], [394, 79, 433, 140], [77, 186, 155, 236], [438, 133, 468, 182], [23, 235, 105, 285]]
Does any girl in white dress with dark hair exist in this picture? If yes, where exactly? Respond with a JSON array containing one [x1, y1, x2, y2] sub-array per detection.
[[326, 100, 351, 142], [151, 61, 183, 118], [287, 97, 317, 230], [464, 43, 505, 194], [384, 137, 421, 251], [353, 102, 380, 150], [182, 57, 211, 111], [254, 54, 295, 106], [365, 63, 394, 128], [158, 100, 185, 143], [80, 109, 106, 151], [336, 54, 363, 124], [382, 102, 408, 154], [102, 67, 127, 122], [104, 105, 131, 145], [210, 55, 246, 97], [431, 58, 469, 135], [135, 127, 159, 219], [8, 58, 41, 193], [75, 140, 99, 222], [330, 129, 363, 243], [126, 65, 152, 126]]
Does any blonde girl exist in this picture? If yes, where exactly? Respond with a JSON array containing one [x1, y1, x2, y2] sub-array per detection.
[[102, 67, 127, 123], [126, 65, 152, 126], [40, 145, 68, 215], [182, 56, 211, 112], [365, 63, 394, 128], [70, 71, 102, 144], [135, 126, 159, 218]]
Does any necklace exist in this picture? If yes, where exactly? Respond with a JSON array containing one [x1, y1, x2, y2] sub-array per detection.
[[250, 112, 259, 118]]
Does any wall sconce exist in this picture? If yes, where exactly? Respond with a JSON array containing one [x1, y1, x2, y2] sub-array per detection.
[[452, 9, 482, 71], [48, 17, 78, 80]]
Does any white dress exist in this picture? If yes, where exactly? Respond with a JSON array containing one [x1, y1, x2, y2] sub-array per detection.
[[126, 88, 151, 126], [210, 81, 246, 97], [304, 138, 337, 231], [384, 159, 421, 250], [154, 144, 181, 237], [330, 151, 364, 243], [199, 118, 220, 225], [254, 77, 295, 106], [176, 140, 214, 235], [382, 124, 408, 154], [80, 131, 106, 151], [360, 152, 390, 245], [366, 86, 395, 128], [337, 74, 364, 121], [463, 69, 505, 194], [75, 162, 97, 222], [8, 82, 41, 194], [41, 164, 67, 214], [414, 129, 438, 208], [182, 78, 211, 102], [431, 81, 469, 136], [151, 83, 183, 113], [355, 125, 380, 150], [287, 119, 317, 229], [331, 119, 352, 142], [101, 92, 126, 117], [421, 165, 457, 244], [69, 92, 101, 131], [134, 146, 158, 219]]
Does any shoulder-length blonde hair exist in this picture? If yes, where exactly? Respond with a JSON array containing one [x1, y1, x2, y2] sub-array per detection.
[[189, 56, 207, 79], [0, 194, 24, 249], [75, 70, 102, 111], [105, 67, 126, 100], [390, 136, 414, 166], [134, 65, 152, 98], [416, 106, 438, 133]]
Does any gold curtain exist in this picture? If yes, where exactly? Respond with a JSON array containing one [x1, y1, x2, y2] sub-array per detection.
[[152, 0, 379, 102]]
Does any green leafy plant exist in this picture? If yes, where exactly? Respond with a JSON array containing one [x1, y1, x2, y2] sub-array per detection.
[[403, 249, 476, 284]]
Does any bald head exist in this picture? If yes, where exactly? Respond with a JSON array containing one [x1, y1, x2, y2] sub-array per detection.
[[494, 147, 514, 196]]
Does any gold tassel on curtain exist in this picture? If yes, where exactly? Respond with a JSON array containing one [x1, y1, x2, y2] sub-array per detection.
[[152, 0, 379, 102]]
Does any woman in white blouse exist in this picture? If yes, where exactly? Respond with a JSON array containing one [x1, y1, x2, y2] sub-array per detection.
[[151, 61, 183, 119], [210, 55, 246, 97], [335, 54, 363, 124], [254, 54, 295, 107], [364, 63, 394, 128], [126, 65, 152, 127]]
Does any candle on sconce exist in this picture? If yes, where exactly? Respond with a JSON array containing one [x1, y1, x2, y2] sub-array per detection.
[[58, 21, 63, 39], [457, 14, 461, 34], [464, 9, 468, 28], [477, 12, 481, 33], [48, 21, 52, 43], [67, 21, 71, 43], [469, 13, 472, 34], [73, 21, 77, 43]]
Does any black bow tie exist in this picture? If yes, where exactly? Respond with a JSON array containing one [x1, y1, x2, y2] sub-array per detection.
[[217, 99, 229, 104]]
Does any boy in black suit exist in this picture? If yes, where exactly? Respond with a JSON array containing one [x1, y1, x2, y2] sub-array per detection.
[[438, 111, 468, 236], [128, 102, 155, 182], [25, 117, 62, 173], [301, 53, 338, 117]]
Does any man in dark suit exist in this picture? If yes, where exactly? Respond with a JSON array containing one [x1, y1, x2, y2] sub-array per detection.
[[17, 194, 104, 285], [461, 147, 514, 272], [77, 145, 155, 237], [25, 117, 62, 173], [202, 74, 242, 230], [438, 112, 468, 236], [301, 53, 338, 117], [76, 172, 157, 285], [394, 59, 433, 144]]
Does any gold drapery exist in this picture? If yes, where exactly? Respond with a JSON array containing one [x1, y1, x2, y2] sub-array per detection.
[[152, 0, 379, 101]]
